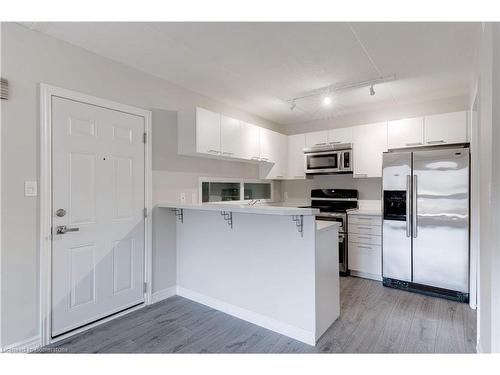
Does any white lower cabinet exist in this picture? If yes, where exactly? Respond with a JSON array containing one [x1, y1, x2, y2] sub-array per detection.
[[348, 214, 382, 280], [352, 122, 387, 178], [287, 134, 306, 179]]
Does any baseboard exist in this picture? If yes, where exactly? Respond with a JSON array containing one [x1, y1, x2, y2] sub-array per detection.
[[151, 286, 177, 304], [1, 336, 41, 353], [350, 270, 382, 281], [176, 286, 315, 346]]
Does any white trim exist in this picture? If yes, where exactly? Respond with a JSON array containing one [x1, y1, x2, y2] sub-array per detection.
[[1, 336, 41, 353], [469, 84, 480, 310], [176, 286, 315, 346], [151, 286, 177, 304], [39, 84, 153, 346], [48, 302, 145, 346], [0, 22, 3, 350]]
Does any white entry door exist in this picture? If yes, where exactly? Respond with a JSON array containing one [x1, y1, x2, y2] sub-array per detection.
[[51, 96, 146, 337]]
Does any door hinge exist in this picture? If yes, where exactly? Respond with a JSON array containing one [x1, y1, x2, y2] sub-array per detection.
[[143, 282, 148, 293], [143, 207, 148, 218], [143, 132, 147, 144]]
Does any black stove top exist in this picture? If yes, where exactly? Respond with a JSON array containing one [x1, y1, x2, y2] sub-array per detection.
[[307, 189, 358, 213]]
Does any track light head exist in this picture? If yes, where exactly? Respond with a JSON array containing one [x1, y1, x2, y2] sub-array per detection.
[[369, 85, 375, 96], [289, 101, 297, 111]]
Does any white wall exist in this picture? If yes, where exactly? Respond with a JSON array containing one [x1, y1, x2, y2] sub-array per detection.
[[473, 22, 500, 354], [0, 22, 284, 348], [282, 175, 381, 203]]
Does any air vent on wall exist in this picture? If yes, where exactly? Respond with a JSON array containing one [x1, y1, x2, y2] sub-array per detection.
[[1, 78, 8, 100]]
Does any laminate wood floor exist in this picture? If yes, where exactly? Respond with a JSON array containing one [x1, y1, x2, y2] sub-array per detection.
[[46, 277, 477, 353]]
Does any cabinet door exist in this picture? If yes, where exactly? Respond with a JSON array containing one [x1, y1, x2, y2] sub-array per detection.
[[259, 127, 273, 162], [352, 122, 387, 178], [424, 111, 468, 145], [220, 115, 242, 158], [240, 122, 261, 161], [305, 131, 328, 147], [327, 127, 352, 145], [287, 134, 306, 179], [261, 131, 287, 179], [387, 117, 424, 149], [196, 107, 221, 155]]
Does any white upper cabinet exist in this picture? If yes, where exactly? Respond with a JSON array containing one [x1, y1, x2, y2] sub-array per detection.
[[424, 111, 468, 145], [387, 117, 424, 149], [260, 131, 287, 179], [352, 122, 387, 178], [259, 127, 274, 162], [305, 131, 328, 147], [220, 115, 242, 158], [195, 107, 221, 155], [327, 127, 352, 145], [240, 122, 261, 161], [287, 134, 306, 180]]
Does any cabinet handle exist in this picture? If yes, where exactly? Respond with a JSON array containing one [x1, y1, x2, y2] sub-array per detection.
[[356, 226, 372, 230], [357, 245, 373, 250], [405, 142, 423, 146], [356, 235, 372, 239], [251, 156, 260, 160], [208, 149, 220, 154], [315, 142, 327, 146], [329, 141, 341, 144], [222, 152, 234, 155], [260, 157, 269, 161], [276, 175, 284, 178], [426, 140, 445, 144]]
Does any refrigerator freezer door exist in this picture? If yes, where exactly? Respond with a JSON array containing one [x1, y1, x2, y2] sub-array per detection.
[[412, 148, 469, 292], [382, 151, 412, 282]]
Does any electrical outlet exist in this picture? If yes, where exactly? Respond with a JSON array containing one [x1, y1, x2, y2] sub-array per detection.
[[25, 180, 38, 197], [180, 192, 186, 203]]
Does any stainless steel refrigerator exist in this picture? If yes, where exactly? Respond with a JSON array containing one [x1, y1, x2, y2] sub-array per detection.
[[382, 146, 469, 302]]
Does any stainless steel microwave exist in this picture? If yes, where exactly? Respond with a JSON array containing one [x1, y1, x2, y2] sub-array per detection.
[[304, 143, 353, 175]]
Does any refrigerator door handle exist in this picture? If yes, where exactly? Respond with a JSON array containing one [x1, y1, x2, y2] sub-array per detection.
[[406, 175, 411, 237], [412, 174, 418, 238]]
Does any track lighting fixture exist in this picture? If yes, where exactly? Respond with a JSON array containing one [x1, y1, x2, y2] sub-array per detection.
[[289, 101, 297, 111], [369, 84, 375, 96]]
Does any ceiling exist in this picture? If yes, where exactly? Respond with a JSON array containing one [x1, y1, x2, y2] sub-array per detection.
[[21, 22, 480, 125]]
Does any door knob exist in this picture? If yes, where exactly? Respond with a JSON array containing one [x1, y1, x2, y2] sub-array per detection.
[[55, 225, 79, 235], [55, 208, 66, 217]]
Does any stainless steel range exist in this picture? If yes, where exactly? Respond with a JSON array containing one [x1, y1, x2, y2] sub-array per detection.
[[303, 189, 358, 275]]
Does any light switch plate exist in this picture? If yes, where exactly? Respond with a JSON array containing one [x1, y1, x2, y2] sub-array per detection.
[[180, 192, 186, 203], [25, 180, 38, 197]]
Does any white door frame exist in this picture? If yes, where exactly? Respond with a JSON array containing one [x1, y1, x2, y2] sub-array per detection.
[[39, 84, 153, 346]]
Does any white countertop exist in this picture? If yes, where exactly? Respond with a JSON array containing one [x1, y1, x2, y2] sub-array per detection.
[[156, 202, 320, 216]]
